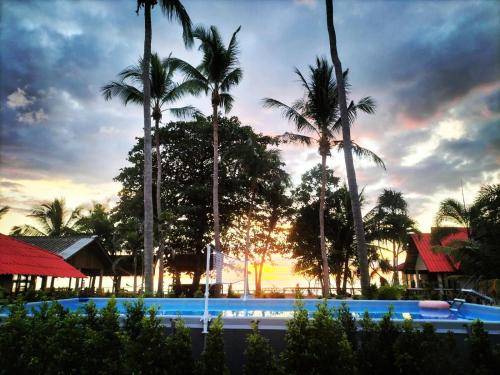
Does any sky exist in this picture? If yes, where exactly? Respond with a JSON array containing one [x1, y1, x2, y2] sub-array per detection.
[[1, 0, 499, 238]]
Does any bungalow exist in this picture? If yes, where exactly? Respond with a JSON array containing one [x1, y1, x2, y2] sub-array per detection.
[[0, 234, 85, 294], [399, 228, 468, 290], [16, 235, 113, 291]]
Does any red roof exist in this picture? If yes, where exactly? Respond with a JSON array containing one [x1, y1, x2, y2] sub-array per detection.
[[409, 229, 469, 273], [0, 234, 86, 278]]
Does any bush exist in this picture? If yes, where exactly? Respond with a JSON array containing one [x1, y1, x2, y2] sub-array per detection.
[[467, 320, 500, 374], [0, 301, 30, 374], [193, 287, 204, 298], [263, 288, 285, 298], [243, 321, 280, 375], [199, 315, 228, 375], [376, 284, 405, 300], [308, 302, 356, 374], [166, 318, 194, 375], [357, 311, 381, 374], [336, 302, 358, 351], [377, 307, 401, 374], [281, 301, 311, 375]]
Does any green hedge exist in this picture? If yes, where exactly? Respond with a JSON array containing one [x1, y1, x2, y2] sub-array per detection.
[[1, 300, 499, 374]]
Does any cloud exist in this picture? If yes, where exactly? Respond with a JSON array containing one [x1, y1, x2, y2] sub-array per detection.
[[6, 88, 33, 109], [16, 108, 48, 124]]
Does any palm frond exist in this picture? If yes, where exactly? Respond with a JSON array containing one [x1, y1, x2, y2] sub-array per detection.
[[10, 224, 46, 236], [333, 140, 386, 170], [262, 98, 317, 135], [220, 68, 242, 92], [169, 57, 209, 93], [219, 93, 234, 113], [158, 0, 193, 48], [435, 198, 469, 227], [0, 206, 9, 220], [168, 105, 201, 119], [101, 82, 143, 105]]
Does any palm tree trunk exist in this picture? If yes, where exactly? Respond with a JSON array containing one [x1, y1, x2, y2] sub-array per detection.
[[392, 242, 400, 285], [212, 100, 221, 251], [342, 256, 349, 293], [243, 186, 256, 297], [154, 117, 165, 295], [142, 0, 154, 294], [325, 0, 370, 296], [319, 151, 330, 297], [133, 250, 138, 293]]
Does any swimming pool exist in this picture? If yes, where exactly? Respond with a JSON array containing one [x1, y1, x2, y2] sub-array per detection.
[[8, 298, 500, 333]]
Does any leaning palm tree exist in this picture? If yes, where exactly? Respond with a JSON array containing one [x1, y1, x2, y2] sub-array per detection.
[[172, 25, 242, 254], [325, 0, 373, 296], [102, 53, 196, 294], [10, 198, 81, 236], [263, 57, 384, 297], [135, 0, 192, 293]]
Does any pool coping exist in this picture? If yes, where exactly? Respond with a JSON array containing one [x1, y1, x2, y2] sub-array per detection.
[[2, 297, 499, 334]]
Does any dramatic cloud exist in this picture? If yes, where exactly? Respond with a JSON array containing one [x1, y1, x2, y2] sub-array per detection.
[[0, 0, 498, 234]]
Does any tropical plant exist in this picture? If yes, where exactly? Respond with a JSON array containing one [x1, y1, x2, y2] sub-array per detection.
[[166, 319, 194, 375], [10, 198, 81, 236], [433, 184, 500, 284], [365, 189, 419, 284], [309, 302, 356, 374], [172, 25, 243, 257], [199, 314, 229, 375], [281, 302, 312, 375], [77, 202, 116, 254], [134, 0, 193, 293], [263, 57, 383, 297], [102, 53, 197, 293], [325, 0, 375, 296], [243, 321, 279, 375]]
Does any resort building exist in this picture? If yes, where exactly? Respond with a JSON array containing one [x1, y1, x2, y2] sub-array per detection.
[[399, 228, 468, 290], [16, 235, 113, 291], [0, 234, 85, 294]]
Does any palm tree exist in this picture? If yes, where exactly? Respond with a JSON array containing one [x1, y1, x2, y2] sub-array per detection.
[[263, 57, 384, 297], [172, 25, 243, 254], [365, 189, 419, 285], [10, 198, 81, 236], [433, 184, 500, 285], [102, 53, 196, 294], [325, 0, 373, 296], [135, 0, 192, 293]]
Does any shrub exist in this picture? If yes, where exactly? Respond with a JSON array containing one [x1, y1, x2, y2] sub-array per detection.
[[86, 298, 124, 374], [281, 301, 311, 375], [377, 307, 401, 374], [126, 306, 169, 374], [336, 302, 358, 351], [394, 319, 421, 374], [0, 301, 30, 374], [166, 318, 194, 375], [376, 284, 404, 300], [193, 287, 204, 298], [264, 287, 285, 298], [357, 311, 381, 374], [308, 302, 356, 374], [466, 320, 500, 374], [199, 315, 228, 375], [243, 321, 280, 375]]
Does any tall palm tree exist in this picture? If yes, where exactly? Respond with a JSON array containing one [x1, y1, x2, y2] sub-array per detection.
[[135, 0, 192, 293], [263, 57, 384, 297], [102, 53, 196, 294], [172, 25, 243, 254], [10, 198, 81, 236], [325, 0, 373, 296]]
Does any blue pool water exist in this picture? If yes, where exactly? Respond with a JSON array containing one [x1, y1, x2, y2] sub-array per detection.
[[14, 298, 500, 323]]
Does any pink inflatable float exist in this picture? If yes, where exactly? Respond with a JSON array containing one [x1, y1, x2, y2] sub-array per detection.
[[418, 300, 450, 310]]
